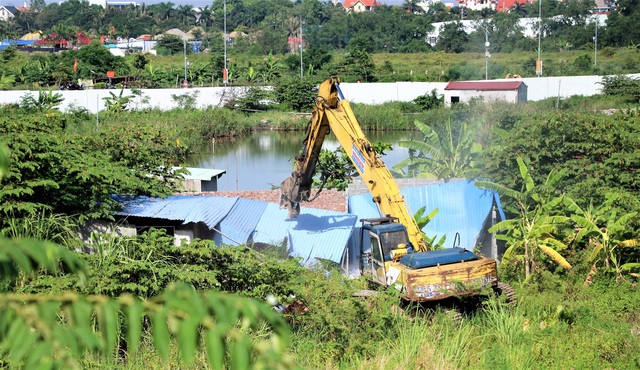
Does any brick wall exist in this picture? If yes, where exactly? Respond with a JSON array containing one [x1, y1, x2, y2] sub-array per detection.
[[193, 188, 348, 213]]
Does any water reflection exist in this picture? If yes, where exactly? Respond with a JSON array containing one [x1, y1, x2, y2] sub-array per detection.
[[187, 131, 420, 191]]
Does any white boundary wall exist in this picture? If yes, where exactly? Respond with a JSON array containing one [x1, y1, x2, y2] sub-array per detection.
[[1, 74, 638, 113]]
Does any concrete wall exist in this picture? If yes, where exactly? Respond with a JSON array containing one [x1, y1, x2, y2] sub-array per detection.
[[0, 86, 249, 114], [2, 74, 639, 112]]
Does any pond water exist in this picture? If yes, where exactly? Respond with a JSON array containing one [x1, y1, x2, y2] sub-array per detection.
[[187, 130, 421, 191]]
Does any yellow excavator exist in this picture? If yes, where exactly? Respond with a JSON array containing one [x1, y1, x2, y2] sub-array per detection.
[[280, 77, 514, 303]]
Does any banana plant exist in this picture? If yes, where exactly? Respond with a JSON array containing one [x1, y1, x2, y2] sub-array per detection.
[[20, 89, 64, 112], [563, 193, 639, 282], [476, 157, 572, 281], [0, 72, 16, 89], [413, 206, 446, 250], [103, 88, 134, 113], [393, 119, 482, 180]]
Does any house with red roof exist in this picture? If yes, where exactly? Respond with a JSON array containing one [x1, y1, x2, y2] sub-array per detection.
[[495, 0, 530, 12], [344, 0, 380, 12], [36, 32, 94, 49], [444, 80, 527, 106]]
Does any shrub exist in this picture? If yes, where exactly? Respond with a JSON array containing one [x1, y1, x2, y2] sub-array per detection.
[[598, 75, 640, 102]]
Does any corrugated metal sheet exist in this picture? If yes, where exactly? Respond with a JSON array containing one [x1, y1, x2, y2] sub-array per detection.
[[172, 167, 226, 180], [348, 180, 505, 249], [115, 195, 359, 266], [445, 81, 523, 91], [253, 203, 357, 265], [216, 198, 268, 246], [116, 195, 238, 229]]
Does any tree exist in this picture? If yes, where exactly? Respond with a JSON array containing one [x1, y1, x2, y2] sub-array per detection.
[[601, 0, 640, 47], [476, 157, 572, 280], [0, 108, 186, 221], [340, 46, 377, 82], [30, 0, 47, 13], [155, 34, 186, 56], [273, 77, 317, 111], [0, 142, 294, 368], [393, 119, 481, 180], [404, 0, 423, 14], [76, 41, 122, 76], [436, 21, 469, 53]]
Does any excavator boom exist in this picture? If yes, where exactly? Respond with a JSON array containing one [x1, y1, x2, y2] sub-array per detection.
[[280, 77, 506, 303], [280, 77, 428, 252]]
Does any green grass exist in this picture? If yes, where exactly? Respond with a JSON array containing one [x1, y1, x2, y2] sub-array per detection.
[[286, 276, 640, 370]]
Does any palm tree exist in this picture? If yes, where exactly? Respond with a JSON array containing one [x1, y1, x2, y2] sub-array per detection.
[[393, 119, 481, 180], [404, 0, 423, 13], [176, 4, 195, 26], [510, 1, 529, 17]]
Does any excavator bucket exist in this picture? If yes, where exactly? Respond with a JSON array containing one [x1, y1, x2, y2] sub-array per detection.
[[279, 173, 301, 219]]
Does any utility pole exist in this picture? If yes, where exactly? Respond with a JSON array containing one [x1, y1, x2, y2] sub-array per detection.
[[223, 0, 228, 86], [480, 25, 490, 80], [537, 0, 542, 77], [594, 14, 598, 67], [183, 38, 187, 85], [299, 17, 303, 79]]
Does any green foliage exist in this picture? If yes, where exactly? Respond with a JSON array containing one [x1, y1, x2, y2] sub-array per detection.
[[393, 119, 481, 179], [563, 194, 639, 281], [413, 206, 446, 249], [171, 90, 200, 110], [289, 269, 403, 364], [0, 107, 186, 221], [132, 53, 148, 71], [412, 89, 444, 111], [0, 71, 16, 89], [2, 273, 292, 368], [314, 141, 391, 191], [103, 89, 134, 113], [273, 78, 318, 112], [0, 169, 293, 369], [476, 158, 572, 281], [314, 148, 355, 191], [572, 54, 593, 72], [20, 229, 302, 302], [0, 144, 9, 181], [0, 237, 87, 288], [233, 86, 275, 111], [1, 210, 81, 249], [155, 34, 187, 56], [475, 110, 640, 222], [0, 45, 17, 63], [20, 89, 64, 112], [599, 75, 640, 103], [333, 47, 377, 82]]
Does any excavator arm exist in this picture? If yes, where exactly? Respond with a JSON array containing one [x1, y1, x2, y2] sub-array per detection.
[[280, 77, 429, 253]]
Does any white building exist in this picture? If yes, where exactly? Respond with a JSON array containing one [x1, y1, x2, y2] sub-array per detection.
[[444, 80, 528, 106]]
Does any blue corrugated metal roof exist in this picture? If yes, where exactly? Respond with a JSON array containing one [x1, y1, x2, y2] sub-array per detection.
[[348, 180, 505, 249], [216, 198, 268, 246], [115, 195, 357, 265], [116, 195, 238, 229], [253, 203, 357, 265]]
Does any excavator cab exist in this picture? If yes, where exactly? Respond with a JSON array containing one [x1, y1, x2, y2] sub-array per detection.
[[360, 217, 411, 285]]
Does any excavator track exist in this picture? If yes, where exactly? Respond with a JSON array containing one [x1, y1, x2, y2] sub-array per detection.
[[493, 282, 517, 305]]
